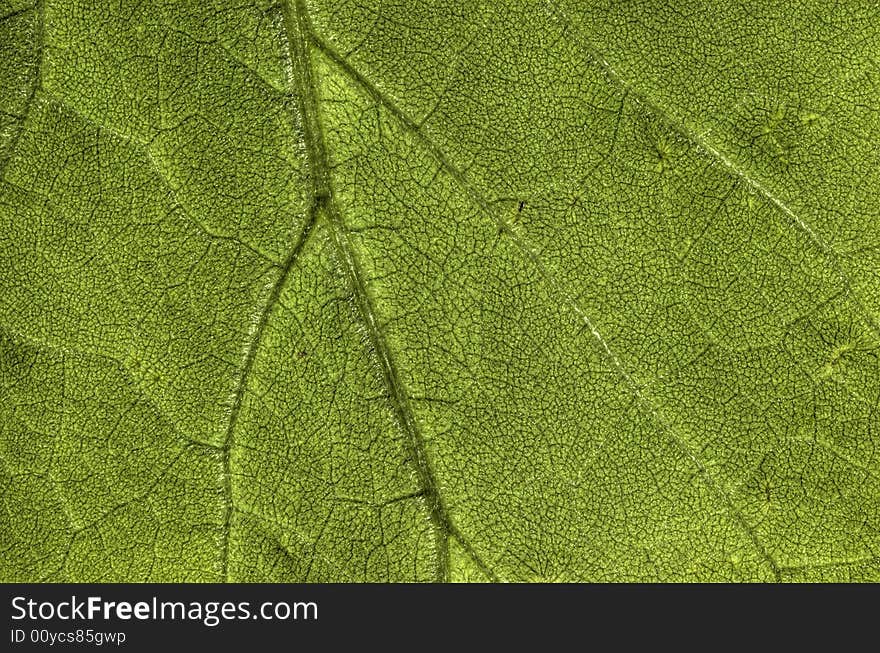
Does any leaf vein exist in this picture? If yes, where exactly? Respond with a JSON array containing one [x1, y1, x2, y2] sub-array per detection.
[[283, 0, 457, 581], [310, 29, 781, 580], [218, 208, 317, 581], [550, 3, 880, 339]]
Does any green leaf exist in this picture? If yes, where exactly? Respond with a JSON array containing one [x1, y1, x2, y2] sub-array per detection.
[[1, 0, 879, 582]]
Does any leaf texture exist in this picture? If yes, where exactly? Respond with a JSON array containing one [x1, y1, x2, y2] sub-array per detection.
[[1, 0, 879, 582]]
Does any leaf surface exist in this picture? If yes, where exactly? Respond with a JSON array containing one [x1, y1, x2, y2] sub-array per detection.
[[1, 0, 879, 582]]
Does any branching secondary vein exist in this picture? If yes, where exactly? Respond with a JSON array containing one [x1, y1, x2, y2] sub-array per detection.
[[219, 205, 317, 581], [281, 0, 467, 582]]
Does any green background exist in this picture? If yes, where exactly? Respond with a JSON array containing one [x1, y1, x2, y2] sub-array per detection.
[[1, 0, 879, 581]]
